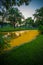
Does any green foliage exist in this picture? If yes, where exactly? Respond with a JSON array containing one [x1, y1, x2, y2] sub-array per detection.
[[0, 33, 10, 53], [33, 7, 43, 20], [0, 34, 7, 52], [0, 0, 31, 27], [33, 7, 43, 33], [33, 7, 43, 26], [25, 17, 34, 27], [39, 25, 43, 34], [0, 0, 31, 9], [7, 7, 24, 27]]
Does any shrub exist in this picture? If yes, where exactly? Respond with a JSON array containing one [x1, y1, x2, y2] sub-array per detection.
[[0, 34, 10, 53], [39, 25, 43, 34]]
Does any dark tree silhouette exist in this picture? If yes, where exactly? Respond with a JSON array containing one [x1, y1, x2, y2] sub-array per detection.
[[0, 0, 31, 27]]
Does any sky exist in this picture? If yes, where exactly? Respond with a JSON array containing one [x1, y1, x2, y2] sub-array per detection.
[[17, 0, 43, 19]]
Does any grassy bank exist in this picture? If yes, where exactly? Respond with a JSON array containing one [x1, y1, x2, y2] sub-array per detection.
[[0, 34, 43, 65], [0, 26, 38, 32]]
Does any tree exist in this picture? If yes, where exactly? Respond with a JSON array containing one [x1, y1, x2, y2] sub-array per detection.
[[25, 17, 34, 27], [33, 7, 43, 34], [33, 7, 43, 26], [6, 7, 24, 27], [0, 0, 31, 27]]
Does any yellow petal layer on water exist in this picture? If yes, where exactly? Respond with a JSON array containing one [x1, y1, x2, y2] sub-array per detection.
[[6, 30, 39, 50]]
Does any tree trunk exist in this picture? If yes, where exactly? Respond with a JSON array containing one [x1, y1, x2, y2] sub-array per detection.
[[1, 14, 5, 28]]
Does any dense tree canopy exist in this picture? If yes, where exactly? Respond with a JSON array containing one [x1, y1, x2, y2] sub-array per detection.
[[33, 7, 43, 34], [33, 7, 43, 26], [6, 7, 24, 27], [0, 0, 31, 10], [0, 0, 31, 27], [25, 17, 34, 27]]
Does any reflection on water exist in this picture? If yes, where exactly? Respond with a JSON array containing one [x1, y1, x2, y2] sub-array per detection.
[[2, 31, 26, 39]]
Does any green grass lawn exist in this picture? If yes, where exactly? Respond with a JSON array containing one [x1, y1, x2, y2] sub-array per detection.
[[0, 25, 37, 32], [0, 34, 43, 65]]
